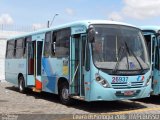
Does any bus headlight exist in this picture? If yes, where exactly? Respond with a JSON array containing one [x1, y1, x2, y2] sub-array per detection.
[[95, 74, 110, 88], [145, 76, 151, 86]]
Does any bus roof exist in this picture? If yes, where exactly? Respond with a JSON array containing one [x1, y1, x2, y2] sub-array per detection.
[[7, 20, 137, 40], [140, 26, 160, 33]]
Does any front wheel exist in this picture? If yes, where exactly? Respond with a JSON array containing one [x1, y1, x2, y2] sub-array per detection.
[[18, 76, 25, 93], [59, 82, 72, 105]]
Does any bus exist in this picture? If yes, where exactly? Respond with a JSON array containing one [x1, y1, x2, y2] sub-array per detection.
[[5, 20, 151, 105], [141, 26, 160, 95]]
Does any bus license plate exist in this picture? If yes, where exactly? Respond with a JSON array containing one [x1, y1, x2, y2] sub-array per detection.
[[124, 91, 134, 96]]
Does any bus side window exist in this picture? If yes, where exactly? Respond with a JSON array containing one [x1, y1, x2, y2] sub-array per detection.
[[6, 41, 9, 58], [14, 40, 17, 58], [15, 38, 23, 58], [23, 38, 27, 58], [6, 40, 15, 59], [44, 32, 51, 57], [23, 36, 31, 58], [52, 28, 70, 58], [51, 32, 56, 56]]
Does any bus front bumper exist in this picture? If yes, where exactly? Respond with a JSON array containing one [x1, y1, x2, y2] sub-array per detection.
[[89, 85, 151, 101]]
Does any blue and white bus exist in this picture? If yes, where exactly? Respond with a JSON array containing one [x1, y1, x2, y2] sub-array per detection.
[[141, 26, 160, 95], [5, 20, 151, 105]]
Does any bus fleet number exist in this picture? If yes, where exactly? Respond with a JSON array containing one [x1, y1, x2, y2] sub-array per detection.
[[112, 77, 128, 83]]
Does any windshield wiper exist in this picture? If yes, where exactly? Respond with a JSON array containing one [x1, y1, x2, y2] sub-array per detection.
[[124, 41, 144, 73], [124, 42, 130, 70], [112, 45, 125, 73]]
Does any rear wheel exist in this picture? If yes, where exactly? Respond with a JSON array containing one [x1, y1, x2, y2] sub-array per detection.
[[59, 82, 72, 105], [18, 76, 25, 93]]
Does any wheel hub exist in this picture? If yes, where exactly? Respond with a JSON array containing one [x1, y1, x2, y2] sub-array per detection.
[[62, 88, 69, 100]]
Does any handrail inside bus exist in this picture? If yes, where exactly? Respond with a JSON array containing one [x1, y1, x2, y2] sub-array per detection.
[[70, 63, 79, 85]]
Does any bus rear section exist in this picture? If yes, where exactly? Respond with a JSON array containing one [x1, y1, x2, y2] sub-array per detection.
[[141, 26, 160, 95], [5, 37, 30, 87], [5, 34, 44, 93]]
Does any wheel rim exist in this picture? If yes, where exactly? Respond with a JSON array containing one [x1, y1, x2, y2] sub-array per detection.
[[62, 87, 69, 100]]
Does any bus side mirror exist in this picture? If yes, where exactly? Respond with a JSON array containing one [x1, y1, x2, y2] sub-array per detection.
[[87, 27, 95, 43]]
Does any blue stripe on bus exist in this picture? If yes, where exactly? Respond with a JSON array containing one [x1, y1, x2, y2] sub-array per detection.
[[42, 58, 56, 92]]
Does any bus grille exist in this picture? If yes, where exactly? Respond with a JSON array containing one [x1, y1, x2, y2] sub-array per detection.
[[111, 82, 144, 89]]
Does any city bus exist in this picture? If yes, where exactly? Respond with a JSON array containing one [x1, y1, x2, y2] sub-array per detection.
[[141, 26, 160, 95], [5, 20, 152, 105]]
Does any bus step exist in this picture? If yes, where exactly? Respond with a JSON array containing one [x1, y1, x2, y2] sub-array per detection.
[[32, 87, 41, 93], [71, 96, 85, 101]]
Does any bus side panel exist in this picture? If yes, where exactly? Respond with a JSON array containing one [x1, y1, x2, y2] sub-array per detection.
[[5, 59, 27, 86], [41, 58, 69, 94]]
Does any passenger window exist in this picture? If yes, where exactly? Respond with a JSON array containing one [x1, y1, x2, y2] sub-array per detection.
[[15, 38, 23, 58], [52, 28, 70, 57], [23, 37, 31, 58], [51, 32, 56, 56], [6, 40, 15, 59], [44, 32, 51, 57]]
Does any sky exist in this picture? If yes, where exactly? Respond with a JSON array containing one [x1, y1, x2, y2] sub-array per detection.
[[0, 0, 160, 29]]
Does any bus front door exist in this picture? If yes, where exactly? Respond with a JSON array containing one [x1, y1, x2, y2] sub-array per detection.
[[152, 36, 160, 95], [27, 41, 43, 91], [70, 34, 86, 97]]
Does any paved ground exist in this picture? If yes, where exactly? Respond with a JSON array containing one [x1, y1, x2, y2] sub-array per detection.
[[0, 81, 160, 120]]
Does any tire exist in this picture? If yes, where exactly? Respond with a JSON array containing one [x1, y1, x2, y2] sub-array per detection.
[[59, 82, 72, 105], [18, 76, 25, 93]]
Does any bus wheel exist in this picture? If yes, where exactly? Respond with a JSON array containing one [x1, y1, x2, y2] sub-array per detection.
[[59, 82, 72, 105], [18, 76, 25, 93]]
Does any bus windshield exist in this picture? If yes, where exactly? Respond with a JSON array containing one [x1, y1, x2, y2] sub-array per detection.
[[91, 24, 150, 72]]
